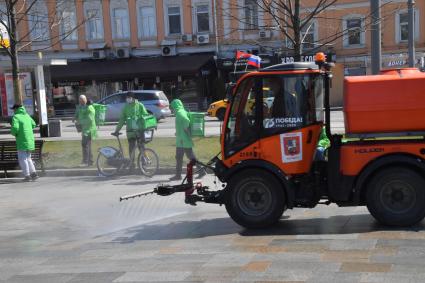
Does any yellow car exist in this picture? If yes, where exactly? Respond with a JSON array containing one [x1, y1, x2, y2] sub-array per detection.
[[207, 99, 229, 121]]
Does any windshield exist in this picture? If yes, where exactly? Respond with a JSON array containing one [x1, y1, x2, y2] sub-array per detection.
[[224, 73, 323, 158]]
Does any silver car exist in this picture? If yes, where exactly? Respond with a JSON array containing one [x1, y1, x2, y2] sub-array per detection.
[[98, 90, 172, 121]]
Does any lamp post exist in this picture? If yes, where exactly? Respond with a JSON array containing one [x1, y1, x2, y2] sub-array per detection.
[[370, 0, 381, 74], [408, 0, 416, 67]]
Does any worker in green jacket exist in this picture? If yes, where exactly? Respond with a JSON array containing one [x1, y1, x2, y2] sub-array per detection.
[[114, 92, 149, 171], [75, 95, 97, 166], [316, 126, 330, 161], [10, 104, 38, 181], [169, 99, 205, 181]]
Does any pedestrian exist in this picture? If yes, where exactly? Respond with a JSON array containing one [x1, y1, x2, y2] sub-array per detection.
[[114, 92, 149, 172], [75, 95, 97, 167], [169, 99, 206, 181], [316, 126, 330, 161], [10, 104, 39, 181]]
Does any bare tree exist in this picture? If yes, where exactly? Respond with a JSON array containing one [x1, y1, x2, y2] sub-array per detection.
[[224, 0, 398, 61], [0, 0, 89, 105]]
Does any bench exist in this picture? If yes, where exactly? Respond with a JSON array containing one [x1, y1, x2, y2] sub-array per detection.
[[0, 140, 45, 177]]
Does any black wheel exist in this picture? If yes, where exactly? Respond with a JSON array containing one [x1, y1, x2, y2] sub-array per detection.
[[96, 148, 123, 177], [366, 167, 425, 226], [138, 148, 159, 177], [225, 169, 285, 229], [216, 108, 226, 121]]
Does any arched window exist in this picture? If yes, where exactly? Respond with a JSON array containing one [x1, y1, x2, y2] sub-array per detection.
[[110, 0, 130, 39], [57, 0, 78, 41], [84, 0, 104, 41], [29, 0, 50, 42], [137, 0, 157, 39]]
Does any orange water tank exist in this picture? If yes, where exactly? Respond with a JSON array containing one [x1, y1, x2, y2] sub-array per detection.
[[344, 68, 425, 134]]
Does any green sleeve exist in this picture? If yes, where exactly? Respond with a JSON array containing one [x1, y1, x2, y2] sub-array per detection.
[[116, 105, 127, 132], [88, 105, 95, 122], [138, 102, 149, 116], [181, 112, 190, 130], [11, 116, 19, 136], [318, 128, 330, 148]]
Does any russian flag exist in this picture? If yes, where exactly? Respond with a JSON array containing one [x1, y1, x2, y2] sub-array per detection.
[[247, 55, 261, 68], [236, 50, 251, 59]]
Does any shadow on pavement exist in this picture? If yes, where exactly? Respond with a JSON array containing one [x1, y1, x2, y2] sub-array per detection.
[[111, 214, 425, 243], [0, 178, 26, 185], [111, 217, 240, 243]]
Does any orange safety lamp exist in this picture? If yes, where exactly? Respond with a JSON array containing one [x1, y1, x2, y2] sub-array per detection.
[[315, 52, 326, 64]]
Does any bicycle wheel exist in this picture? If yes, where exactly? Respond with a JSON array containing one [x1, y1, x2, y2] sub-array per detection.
[[138, 148, 159, 177], [97, 147, 123, 177]]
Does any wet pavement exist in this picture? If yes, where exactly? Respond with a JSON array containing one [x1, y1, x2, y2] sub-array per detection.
[[1, 174, 425, 282]]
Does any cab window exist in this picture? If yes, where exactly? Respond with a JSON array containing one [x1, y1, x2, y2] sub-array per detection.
[[262, 74, 321, 134], [224, 78, 259, 157]]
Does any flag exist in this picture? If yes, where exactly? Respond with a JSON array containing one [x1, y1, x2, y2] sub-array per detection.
[[247, 55, 261, 68], [236, 50, 251, 59]]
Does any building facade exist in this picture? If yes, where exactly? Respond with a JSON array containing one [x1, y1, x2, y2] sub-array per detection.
[[0, 0, 424, 116]]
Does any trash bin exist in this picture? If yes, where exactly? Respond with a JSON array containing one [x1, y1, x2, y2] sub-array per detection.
[[48, 119, 62, 137], [189, 112, 205, 137], [92, 103, 107, 126]]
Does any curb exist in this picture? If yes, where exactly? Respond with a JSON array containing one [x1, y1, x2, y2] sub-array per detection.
[[2, 167, 180, 178]]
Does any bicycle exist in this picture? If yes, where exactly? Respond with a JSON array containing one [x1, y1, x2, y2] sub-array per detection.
[[96, 129, 159, 177]]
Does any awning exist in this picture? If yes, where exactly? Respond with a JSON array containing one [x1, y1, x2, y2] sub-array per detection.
[[50, 54, 214, 82]]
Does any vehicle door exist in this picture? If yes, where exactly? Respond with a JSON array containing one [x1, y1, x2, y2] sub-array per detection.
[[104, 93, 126, 121]]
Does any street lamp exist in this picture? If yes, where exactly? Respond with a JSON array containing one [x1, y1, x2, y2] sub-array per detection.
[[408, 0, 416, 67]]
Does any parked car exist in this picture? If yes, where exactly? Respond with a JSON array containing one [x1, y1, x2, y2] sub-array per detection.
[[97, 90, 171, 121]]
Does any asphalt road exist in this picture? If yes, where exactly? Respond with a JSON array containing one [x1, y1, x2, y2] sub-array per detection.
[[2, 174, 425, 282], [0, 111, 345, 141]]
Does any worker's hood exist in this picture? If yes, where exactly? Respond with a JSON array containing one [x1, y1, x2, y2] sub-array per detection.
[[14, 106, 27, 115], [170, 99, 184, 111]]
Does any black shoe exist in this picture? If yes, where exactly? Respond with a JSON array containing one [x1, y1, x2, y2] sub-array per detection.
[[30, 173, 39, 181], [23, 176, 31, 182], [169, 175, 182, 181]]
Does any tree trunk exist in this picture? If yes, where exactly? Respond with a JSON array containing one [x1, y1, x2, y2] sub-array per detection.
[[9, 3, 22, 105], [293, 0, 302, 61]]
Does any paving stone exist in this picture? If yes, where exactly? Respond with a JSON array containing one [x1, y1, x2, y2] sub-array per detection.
[[68, 272, 125, 283], [360, 272, 425, 283], [321, 250, 370, 263], [7, 273, 75, 283], [340, 262, 392, 273], [114, 271, 192, 282], [203, 253, 255, 267], [305, 271, 361, 283], [242, 261, 271, 272]]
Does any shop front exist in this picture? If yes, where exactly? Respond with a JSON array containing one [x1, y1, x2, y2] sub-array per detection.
[[49, 53, 216, 115]]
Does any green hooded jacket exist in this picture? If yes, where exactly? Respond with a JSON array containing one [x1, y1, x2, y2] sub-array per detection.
[[318, 126, 330, 149], [10, 106, 36, 151], [115, 100, 148, 139], [170, 99, 193, 148], [76, 104, 97, 138]]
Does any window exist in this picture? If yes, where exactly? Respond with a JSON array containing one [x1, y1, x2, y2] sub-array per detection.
[[113, 8, 130, 39], [224, 78, 258, 157], [28, 1, 49, 42], [244, 0, 258, 30], [86, 9, 103, 40], [301, 21, 317, 50], [168, 6, 181, 34], [104, 94, 126, 105], [139, 6, 157, 38], [58, 2, 78, 41], [196, 4, 209, 33], [343, 16, 364, 47], [396, 10, 419, 43]]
